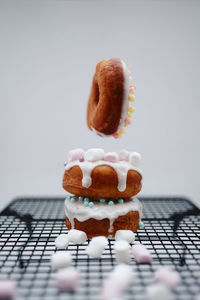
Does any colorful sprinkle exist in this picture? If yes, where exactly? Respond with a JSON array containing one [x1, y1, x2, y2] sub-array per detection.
[[70, 197, 76, 203], [108, 201, 114, 206], [64, 162, 67, 167], [118, 199, 124, 204], [124, 117, 131, 125], [88, 202, 94, 208], [128, 112, 132, 118], [128, 106, 135, 113], [128, 95, 135, 102], [84, 197, 90, 203], [129, 87, 135, 94], [112, 132, 119, 139], [79, 157, 84, 162], [118, 128, 125, 137], [139, 222, 145, 229], [100, 198, 106, 203], [78, 196, 83, 202], [131, 198, 135, 203]]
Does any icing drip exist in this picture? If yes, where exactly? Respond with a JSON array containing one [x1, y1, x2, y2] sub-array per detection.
[[64, 197, 142, 234], [65, 160, 142, 192]]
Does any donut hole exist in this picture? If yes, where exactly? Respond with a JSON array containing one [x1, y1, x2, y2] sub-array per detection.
[[94, 81, 100, 105]]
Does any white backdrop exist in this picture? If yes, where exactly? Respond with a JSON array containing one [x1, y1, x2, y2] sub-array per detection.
[[0, 0, 200, 210]]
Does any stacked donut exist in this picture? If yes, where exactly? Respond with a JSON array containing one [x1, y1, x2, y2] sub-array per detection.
[[63, 148, 143, 238]]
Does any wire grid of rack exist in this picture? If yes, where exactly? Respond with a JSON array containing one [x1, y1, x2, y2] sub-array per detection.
[[0, 197, 199, 300]]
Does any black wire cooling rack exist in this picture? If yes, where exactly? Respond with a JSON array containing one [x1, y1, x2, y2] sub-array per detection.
[[0, 197, 199, 300]]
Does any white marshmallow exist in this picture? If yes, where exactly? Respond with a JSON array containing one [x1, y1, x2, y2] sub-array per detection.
[[55, 234, 69, 249], [0, 280, 17, 299], [85, 148, 105, 161], [68, 229, 87, 244], [129, 152, 141, 166], [56, 267, 80, 291], [146, 283, 172, 300], [86, 236, 108, 258], [114, 240, 131, 263], [101, 264, 134, 300], [115, 230, 135, 243], [118, 149, 129, 161], [51, 252, 72, 270], [111, 264, 134, 285]]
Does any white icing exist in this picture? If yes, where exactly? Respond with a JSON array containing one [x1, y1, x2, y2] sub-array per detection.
[[64, 198, 142, 234], [65, 159, 142, 192], [116, 60, 130, 132]]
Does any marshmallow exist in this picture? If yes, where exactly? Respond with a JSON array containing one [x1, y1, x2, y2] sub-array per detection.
[[67, 229, 87, 244], [51, 252, 72, 270], [118, 150, 129, 161], [131, 243, 152, 264], [101, 264, 134, 300], [86, 236, 108, 258], [56, 267, 80, 291], [154, 267, 181, 290], [146, 283, 171, 300], [104, 152, 118, 163], [55, 234, 69, 249], [85, 148, 105, 161], [115, 230, 135, 243], [114, 240, 131, 263], [129, 152, 141, 166], [67, 149, 84, 163], [0, 280, 17, 299]]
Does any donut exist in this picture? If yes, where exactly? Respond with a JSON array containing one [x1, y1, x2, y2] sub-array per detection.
[[87, 58, 136, 138], [64, 197, 142, 238], [63, 148, 142, 198], [62, 148, 143, 238]]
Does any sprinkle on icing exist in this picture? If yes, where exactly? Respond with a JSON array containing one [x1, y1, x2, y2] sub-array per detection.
[[112, 60, 136, 139], [67, 195, 137, 207], [64, 197, 143, 234], [65, 149, 142, 192]]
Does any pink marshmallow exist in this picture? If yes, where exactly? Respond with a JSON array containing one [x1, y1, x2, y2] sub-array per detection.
[[56, 267, 80, 292], [124, 117, 131, 125], [101, 278, 124, 300], [104, 152, 118, 163], [67, 149, 84, 163], [118, 150, 129, 161], [131, 243, 152, 264], [0, 280, 17, 299], [154, 267, 181, 290], [101, 264, 134, 300]]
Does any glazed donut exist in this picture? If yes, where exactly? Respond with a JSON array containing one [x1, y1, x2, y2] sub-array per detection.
[[64, 197, 142, 238], [87, 58, 136, 138], [62, 148, 142, 198]]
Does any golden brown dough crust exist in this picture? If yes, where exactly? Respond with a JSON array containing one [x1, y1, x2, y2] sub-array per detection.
[[65, 211, 139, 238], [62, 165, 142, 198], [87, 58, 124, 135]]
